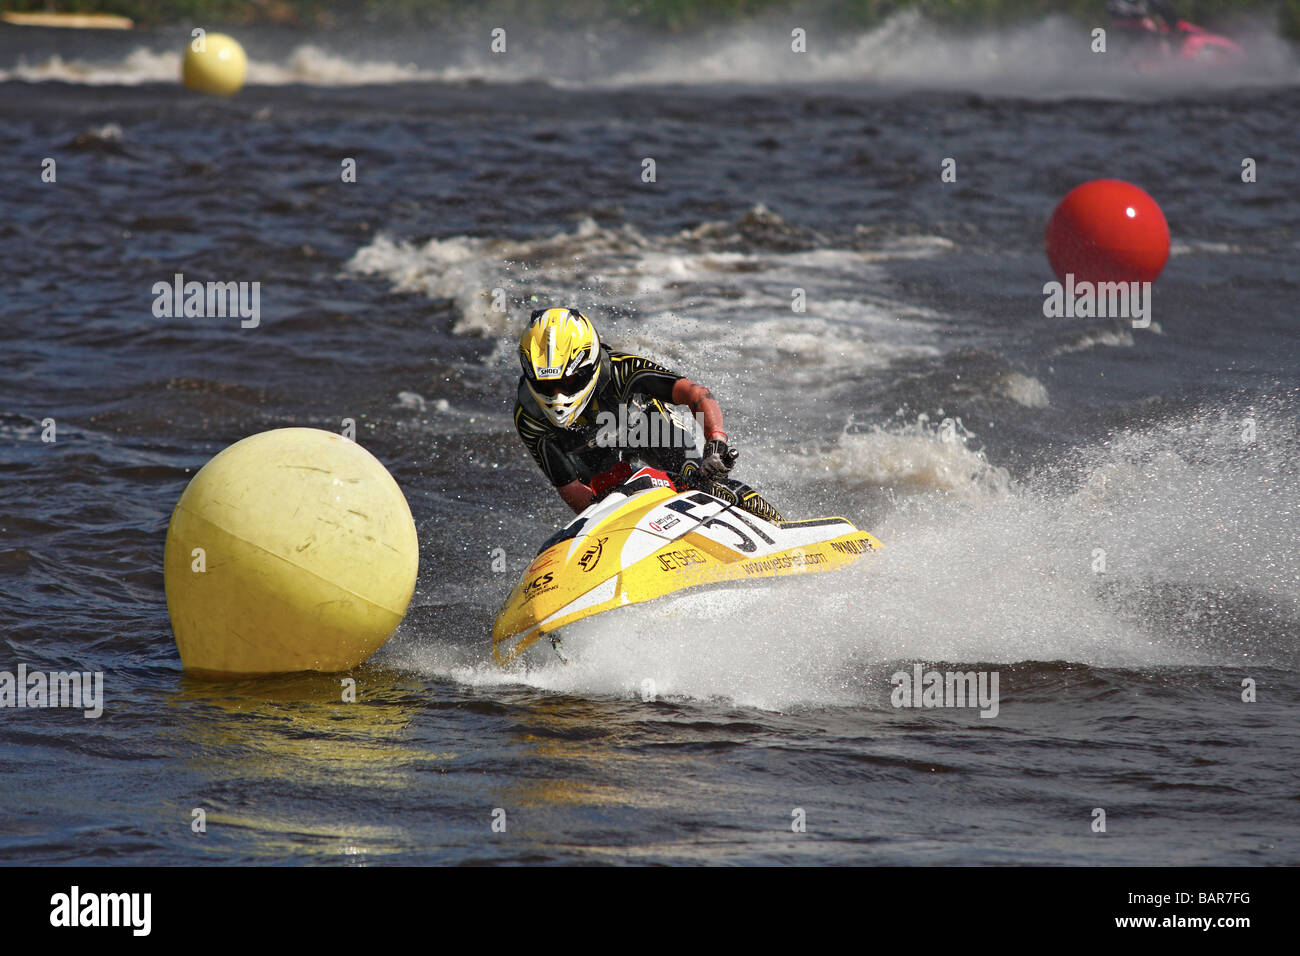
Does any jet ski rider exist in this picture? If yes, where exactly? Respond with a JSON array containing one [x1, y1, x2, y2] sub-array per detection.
[[1107, 0, 1181, 38], [513, 307, 783, 522]]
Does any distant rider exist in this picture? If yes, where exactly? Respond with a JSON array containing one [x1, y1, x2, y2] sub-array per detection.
[[512, 307, 782, 521], [1107, 0, 1181, 51]]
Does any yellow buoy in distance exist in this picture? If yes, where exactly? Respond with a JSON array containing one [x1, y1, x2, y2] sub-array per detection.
[[182, 31, 247, 97], [164, 428, 419, 678]]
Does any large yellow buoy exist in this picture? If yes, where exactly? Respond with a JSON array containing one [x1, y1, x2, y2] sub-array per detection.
[[181, 31, 247, 97], [164, 428, 419, 678]]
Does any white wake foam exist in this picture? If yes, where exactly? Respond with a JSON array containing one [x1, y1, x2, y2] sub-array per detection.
[[344, 211, 950, 410], [390, 400, 1298, 709], [6, 13, 1293, 92]]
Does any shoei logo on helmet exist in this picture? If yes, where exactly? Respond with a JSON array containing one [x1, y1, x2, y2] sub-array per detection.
[[536, 366, 563, 377]]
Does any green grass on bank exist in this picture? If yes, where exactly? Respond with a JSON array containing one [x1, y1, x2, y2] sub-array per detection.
[[4, 0, 1297, 39]]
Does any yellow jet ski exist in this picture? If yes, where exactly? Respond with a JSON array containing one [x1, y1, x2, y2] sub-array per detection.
[[492, 466, 882, 666]]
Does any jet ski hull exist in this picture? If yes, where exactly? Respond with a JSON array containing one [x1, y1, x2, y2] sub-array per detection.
[[492, 472, 881, 665]]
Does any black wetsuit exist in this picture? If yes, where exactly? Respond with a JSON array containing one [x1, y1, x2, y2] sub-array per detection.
[[513, 344, 783, 522]]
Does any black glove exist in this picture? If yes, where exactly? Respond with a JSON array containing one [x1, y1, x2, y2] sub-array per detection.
[[698, 437, 739, 480]]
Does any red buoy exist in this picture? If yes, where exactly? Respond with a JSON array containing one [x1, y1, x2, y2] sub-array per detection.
[[1045, 179, 1170, 285]]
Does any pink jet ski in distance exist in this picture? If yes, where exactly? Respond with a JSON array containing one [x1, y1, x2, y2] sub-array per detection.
[[1107, 0, 1245, 68]]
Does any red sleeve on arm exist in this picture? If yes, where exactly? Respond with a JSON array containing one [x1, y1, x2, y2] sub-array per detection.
[[671, 378, 727, 441], [557, 479, 595, 514]]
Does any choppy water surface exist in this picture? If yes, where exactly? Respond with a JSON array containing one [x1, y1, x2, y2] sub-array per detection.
[[1, 15, 1297, 864]]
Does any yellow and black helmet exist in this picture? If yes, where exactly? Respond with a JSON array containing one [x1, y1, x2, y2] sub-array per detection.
[[519, 307, 601, 427]]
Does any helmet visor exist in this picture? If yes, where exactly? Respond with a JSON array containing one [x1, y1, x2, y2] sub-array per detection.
[[531, 363, 595, 397]]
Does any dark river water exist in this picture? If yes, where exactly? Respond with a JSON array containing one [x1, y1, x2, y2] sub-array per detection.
[[1, 15, 1297, 865]]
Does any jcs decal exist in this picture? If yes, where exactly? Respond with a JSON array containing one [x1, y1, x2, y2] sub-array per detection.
[[522, 572, 554, 600]]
